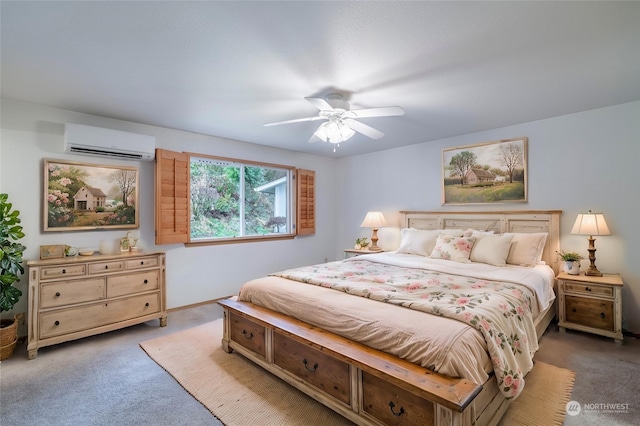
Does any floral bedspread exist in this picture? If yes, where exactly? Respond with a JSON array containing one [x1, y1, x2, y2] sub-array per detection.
[[271, 259, 539, 398]]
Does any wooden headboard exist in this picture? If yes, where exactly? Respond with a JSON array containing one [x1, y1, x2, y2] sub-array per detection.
[[400, 210, 562, 274]]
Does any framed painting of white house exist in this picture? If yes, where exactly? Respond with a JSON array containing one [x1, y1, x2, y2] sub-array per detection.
[[442, 137, 528, 205], [44, 159, 139, 231]]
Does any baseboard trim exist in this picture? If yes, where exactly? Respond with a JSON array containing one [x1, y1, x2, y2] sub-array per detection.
[[167, 296, 235, 313]]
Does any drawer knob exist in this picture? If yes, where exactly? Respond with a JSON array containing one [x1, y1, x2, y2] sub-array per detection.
[[145, 302, 150, 307], [585, 287, 591, 291], [600, 312, 606, 319], [54, 320, 60, 326], [242, 329, 254, 340], [62, 269, 66, 274], [572, 307, 577, 313], [55, 292, 61, 297], [144, 279, 148, 284], [303, 359, 318, 373], [389, 401, 405, 417], [140, 261, 145, 265], [105, 265, 109, 269]]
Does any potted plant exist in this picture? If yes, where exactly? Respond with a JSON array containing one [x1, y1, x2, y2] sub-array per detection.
[[557, 250, 583, 275], [354, 237, 369, 250], [0, 193, 26, 360]]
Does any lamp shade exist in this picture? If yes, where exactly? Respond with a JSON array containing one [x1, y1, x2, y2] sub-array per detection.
[[571, 211, 610, 236], [360, 211, 387, 228]]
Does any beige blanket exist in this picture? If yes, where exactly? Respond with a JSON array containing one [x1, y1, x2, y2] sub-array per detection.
[[238, 255, 553, 398], [239, 276, 493, 385]]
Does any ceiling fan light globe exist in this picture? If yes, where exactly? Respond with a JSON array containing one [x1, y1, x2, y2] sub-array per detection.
[[314, 121, 355, 143]]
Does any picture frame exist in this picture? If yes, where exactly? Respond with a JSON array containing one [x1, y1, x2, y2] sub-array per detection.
[[39, 244, 66, 260], [44, 159, 139, 232], [442, 137, 527, 205]]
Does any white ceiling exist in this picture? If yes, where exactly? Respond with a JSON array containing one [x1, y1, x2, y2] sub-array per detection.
[[2, 1, 639, 158]]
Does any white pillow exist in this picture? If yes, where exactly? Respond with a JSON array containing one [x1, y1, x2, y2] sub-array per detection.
[[504, 232, 548, 266], [463, 228, 495, 237], [396, 228, 464, 256], [470, 234, 514, 266], [429, 235, 476, 263]]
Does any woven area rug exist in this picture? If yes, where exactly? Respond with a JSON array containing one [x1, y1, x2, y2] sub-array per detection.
[[140, 319, 575, 426]]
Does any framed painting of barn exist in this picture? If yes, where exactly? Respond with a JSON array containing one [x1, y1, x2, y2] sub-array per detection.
[[442, 137, 528, 205], [44, 159, 139, 231]]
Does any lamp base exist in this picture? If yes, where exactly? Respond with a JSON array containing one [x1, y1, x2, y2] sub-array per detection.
[[585, 268, 603, 277]]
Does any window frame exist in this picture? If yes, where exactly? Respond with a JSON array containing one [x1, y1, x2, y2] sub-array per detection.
[[154, 149, 315, 247]]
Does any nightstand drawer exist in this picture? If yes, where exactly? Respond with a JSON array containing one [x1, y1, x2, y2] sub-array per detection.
[[565, 295, 614, 331], [563, 281, 613, 298]]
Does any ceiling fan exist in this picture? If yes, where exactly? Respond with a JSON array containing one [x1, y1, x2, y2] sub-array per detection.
[[264, 94, 404, 148]]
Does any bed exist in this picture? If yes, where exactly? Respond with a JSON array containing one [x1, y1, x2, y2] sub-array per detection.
[[219, 210, 561, 426]]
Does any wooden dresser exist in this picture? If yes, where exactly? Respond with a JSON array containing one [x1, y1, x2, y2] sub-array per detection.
[[26, 251, 167, 359]]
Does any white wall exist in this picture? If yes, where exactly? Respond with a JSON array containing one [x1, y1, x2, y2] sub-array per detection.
[[336, 101, 640, 334], [2, 98, 639, 335], [0, 99, 337, 328]]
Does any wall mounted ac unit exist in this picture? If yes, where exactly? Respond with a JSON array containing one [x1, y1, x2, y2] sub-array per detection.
[[64, 123, 156, 161]]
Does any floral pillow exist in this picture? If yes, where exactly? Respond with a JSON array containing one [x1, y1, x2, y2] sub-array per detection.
[[429, 235, 476, 263]]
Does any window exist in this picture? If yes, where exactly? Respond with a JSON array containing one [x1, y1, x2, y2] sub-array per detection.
[[190, 156, 292, 240], [154, 149, 315, 246]]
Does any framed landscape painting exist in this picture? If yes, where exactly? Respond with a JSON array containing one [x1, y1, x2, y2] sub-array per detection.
[[442, 137, 527, 205], [44, 159, 139, 232]]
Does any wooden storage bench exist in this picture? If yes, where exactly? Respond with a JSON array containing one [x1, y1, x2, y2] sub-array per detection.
[[219, 298, 501, 426]]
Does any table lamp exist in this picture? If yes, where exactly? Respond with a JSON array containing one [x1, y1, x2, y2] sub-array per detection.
[[571, 210, 610, 277], [360, 211, 387, 251]]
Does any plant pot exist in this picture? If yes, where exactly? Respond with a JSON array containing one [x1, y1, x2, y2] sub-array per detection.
[[0, 317, 18, 361], [563, 260, 581, 275]]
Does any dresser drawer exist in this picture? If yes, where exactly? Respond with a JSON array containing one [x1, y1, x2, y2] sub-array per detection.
[[229, 312, 266, 358], [41, 278, 105, 308], [88, 260, 125, 274], [39, 293, 161, 339], [126, 256, 160, 270], [274, 331, 350, 405], [563, 281, 613, 298], [40, 264, 86, 280], [107, 270, 159, 298], [362, 371, 434, 426], [565, 295, 614, 331]]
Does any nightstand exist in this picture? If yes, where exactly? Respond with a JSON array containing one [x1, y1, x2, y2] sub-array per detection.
[[344, 249, 383, 259], [557, 272, 623, 343]]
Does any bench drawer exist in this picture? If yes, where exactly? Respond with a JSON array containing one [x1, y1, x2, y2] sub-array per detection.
[[229, 312, 266, 358], [274, 331, 350, 405], [362, 371, 434, 426]]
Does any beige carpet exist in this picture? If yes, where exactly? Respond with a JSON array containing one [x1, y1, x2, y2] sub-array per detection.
[[140, 320, 575, 426]]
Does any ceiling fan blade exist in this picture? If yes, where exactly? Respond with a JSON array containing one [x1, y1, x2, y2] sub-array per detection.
[[308, 133, 321, 144], [305, 97, 334, 111], [346, 119, 385, 139], [350, 106, 405, 118], [264, 116, 324, 127]]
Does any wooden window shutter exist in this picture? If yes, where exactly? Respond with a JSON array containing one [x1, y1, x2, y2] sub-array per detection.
[[155, 148, 189, 245], [295, 169, 315, 235]]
